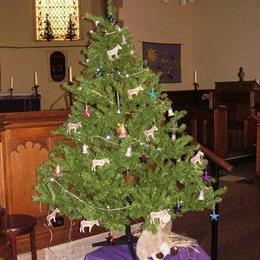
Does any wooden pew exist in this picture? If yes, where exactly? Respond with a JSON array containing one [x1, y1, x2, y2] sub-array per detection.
[[182, 105, 228, 158], [253, 112, 260, 178], [214, 81, 258, 158]]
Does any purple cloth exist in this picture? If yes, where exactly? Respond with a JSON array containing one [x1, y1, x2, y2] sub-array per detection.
[[85, 245, 210, 260]]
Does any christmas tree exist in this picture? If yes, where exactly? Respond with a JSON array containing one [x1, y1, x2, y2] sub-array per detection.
[[35, 0, 225, 257], [65, 14, 77, 41], [43, 14, 54, 41]]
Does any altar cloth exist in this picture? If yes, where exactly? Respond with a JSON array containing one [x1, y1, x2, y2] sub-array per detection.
[[84, 244, 210, 260]]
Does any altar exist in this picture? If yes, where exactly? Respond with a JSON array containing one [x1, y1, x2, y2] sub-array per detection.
[[0, 92, 41, 112]]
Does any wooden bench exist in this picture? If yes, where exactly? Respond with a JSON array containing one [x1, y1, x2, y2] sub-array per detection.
[[182, 105, 228, 158]]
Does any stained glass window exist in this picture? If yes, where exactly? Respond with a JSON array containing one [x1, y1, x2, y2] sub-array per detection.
[[35, 0, 80, 41]]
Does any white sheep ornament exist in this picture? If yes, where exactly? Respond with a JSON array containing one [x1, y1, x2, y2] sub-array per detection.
[[107, 44, 122, 60], [91, 158, 110, 171], [79, 219, 99, 233], [144, 125, 158, 141]]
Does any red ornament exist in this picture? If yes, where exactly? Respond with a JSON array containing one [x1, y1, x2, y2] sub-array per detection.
[[106, 232, 116, 245], [124, 171, 132, 184]]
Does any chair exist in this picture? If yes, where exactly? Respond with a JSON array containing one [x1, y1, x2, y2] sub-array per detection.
[[0, 208, 11, 259], [0, 236, 10, 260], [0, 207, 37, 260]]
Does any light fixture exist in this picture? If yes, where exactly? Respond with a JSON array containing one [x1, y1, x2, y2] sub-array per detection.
[[180, 0, 194, 6], [162, 0, 195, 6]]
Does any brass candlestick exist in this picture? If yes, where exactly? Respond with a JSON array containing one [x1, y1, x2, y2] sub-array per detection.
[[32, 85, 40, 96], [9, 88, 14, 96], [68, 82, 73, 107], [193, 82, 199, 91]]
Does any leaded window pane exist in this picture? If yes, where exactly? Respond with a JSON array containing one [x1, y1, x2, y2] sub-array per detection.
[[35, 0, 80, 41]]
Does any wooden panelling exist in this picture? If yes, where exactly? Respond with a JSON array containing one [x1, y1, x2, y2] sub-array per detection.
[[10, 141, 49, 215], [0, 144, 5, 207], [0, 109, 76, 253]]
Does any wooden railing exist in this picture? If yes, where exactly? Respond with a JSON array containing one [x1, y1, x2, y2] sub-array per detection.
[[199, 143, 233, 172]]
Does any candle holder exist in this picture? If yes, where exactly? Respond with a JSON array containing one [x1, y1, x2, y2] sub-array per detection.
[[193, 82, 199, 91], [32, 85, 40, 97], [68, 82, 73, 107], [9, 88, 14, 96]]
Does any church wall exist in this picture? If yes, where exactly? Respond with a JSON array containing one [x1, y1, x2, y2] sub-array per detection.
[[120, 0, 260, 91], [1, 0, 259, 109], [192, 0, 260, 89], [119, 0, 194, 92], [0, 0, 101, 110]]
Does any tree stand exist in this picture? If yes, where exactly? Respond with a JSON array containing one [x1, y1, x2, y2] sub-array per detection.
[[92, 225, 138, 260]]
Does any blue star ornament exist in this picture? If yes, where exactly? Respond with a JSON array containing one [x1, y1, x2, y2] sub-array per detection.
[[210, 210, 219, 221], [149, 89, 157, 98]]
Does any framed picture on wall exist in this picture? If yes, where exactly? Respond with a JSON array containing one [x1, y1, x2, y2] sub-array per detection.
[[143, 42, 181, 83]]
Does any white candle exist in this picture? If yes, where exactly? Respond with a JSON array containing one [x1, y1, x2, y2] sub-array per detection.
[[193, 70, 198, 83], [34, 72, 38, 86], [10, 76, 14, 90], [69, 66, 72, 82]]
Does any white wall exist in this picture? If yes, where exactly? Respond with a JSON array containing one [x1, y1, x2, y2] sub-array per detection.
[[120, 0, 194, 91], [192, 0, 260, 89], [120, 0, 260, 90]]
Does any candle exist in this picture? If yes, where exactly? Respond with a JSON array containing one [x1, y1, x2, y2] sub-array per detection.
[[193, 70, 198, 83], [69, 66, 72, 82], [34, 72, 38, 86], [10, 76, 14, 90]]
